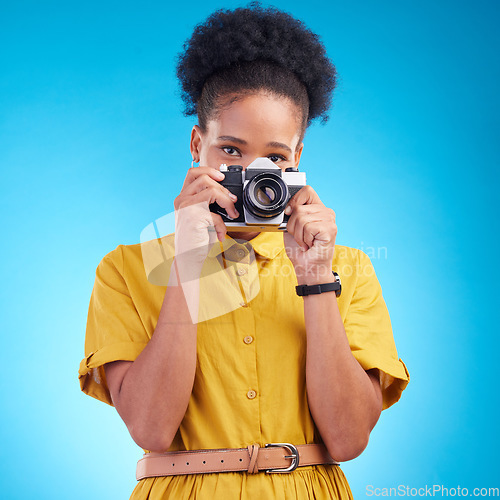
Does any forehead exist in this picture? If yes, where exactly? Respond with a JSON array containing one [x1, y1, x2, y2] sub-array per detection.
[[207, 92, 303, 148]]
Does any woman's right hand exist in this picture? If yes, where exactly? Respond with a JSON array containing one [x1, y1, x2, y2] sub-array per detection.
[[173, 166, 239, 281], [174, 166, 239, 240]]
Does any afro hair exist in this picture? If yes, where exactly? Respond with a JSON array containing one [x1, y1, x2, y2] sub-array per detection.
[[176, 2, 337, 128]]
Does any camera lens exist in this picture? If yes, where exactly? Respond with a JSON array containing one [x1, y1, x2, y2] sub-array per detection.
[[255, 186, 277, 206], [243, 172, 289, 218]]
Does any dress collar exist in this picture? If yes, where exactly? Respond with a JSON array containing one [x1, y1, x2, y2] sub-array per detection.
[[207, 231, 285, 261], [246, 231, 285, 259]]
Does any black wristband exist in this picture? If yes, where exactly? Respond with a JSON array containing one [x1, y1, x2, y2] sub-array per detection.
[[295, 271, 342, 297]]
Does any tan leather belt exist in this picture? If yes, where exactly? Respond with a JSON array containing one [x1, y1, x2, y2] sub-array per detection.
[[136, 442, 339, 480]]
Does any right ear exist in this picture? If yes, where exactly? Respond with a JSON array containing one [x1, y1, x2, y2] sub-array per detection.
[[190, 125, 203, 163]]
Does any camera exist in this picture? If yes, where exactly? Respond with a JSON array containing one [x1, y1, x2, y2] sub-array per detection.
[[209, 157, 306, 231]]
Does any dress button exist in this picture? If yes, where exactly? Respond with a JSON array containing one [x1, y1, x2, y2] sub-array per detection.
[[236, 268, 247, 276], [247, 390, 257, 399], [236, 249, 247, 259], [240, 302, 248, 308], [243, 335, 253, 344]]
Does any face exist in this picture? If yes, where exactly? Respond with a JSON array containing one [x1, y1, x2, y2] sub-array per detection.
[[190, 91, 304, 171]]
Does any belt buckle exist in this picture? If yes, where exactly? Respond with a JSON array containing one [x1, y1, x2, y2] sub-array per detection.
[[264, 443, 299, 473]]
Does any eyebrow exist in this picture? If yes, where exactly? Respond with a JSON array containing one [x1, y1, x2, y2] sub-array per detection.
[[217, 135, 247, 145], [266, 141, 292, 154], [217, 136, 293, 153]]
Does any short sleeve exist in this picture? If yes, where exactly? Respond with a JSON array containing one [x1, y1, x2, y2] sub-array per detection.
[[78, 246, 150, 406], [344, 250, 410, 409]]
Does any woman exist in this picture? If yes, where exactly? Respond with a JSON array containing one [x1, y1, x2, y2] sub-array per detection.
[[79, 4, 409, 499]]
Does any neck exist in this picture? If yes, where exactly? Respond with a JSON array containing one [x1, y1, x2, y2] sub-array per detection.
[[227, 231, 261, 242]]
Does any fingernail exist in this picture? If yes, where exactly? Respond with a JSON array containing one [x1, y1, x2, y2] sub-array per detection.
[[230, 193, 238, 201], [285, 206, 291, 215], [216, 171, 225, 178]]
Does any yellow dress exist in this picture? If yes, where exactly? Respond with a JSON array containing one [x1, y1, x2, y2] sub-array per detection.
[[79, 231, 409, 499]]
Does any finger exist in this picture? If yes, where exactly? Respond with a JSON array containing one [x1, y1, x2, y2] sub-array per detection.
[[286, 212, 312, 251], [300, 208, 336, 248], [182, 166, 225, 190], [209, 213, 228, 242], [190, 186, 239, 219], [296, 216, 324, 250], [175, 176, 237, 212], [285, 185, 323, 214], [182, 173, 237, 202], [302, 220, 327, 248], [286, 204, 324, 238]]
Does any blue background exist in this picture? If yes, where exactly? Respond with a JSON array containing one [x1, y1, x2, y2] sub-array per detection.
[[1, 0, 498, 498]]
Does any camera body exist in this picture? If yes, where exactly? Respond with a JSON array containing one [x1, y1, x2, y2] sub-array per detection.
[[209, 157, 306, 231]]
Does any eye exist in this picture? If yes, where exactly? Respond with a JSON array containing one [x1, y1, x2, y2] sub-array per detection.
[[222, 146, 241, 156], [268, 154, 287, 163]]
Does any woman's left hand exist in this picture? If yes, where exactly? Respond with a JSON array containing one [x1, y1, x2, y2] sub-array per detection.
[[283, 186, 337, 281]]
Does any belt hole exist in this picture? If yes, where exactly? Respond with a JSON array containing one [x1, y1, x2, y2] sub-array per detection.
[[172, 463, 174, 466], [239, 459, 243, 462], [186, 462, 189, 465], [203, 460, 206, 464], [221, 459, 224, 463]]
